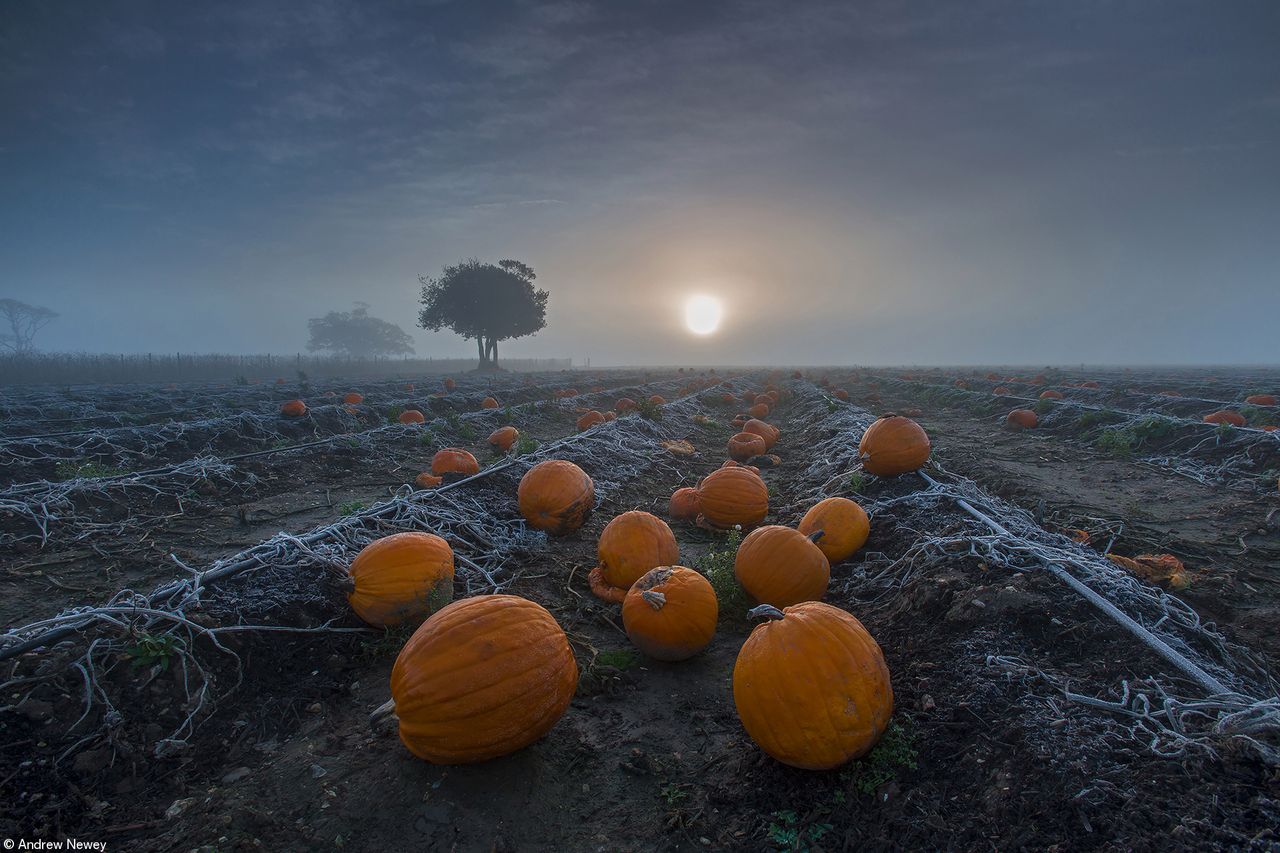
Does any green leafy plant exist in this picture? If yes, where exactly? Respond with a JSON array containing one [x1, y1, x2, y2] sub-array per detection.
[[841, 719, 919, 795], [358, 623, 416, 662], [697, 528, 747, 626], [55, 460, 127, 480], [458, 423, 477, 442], [1095, 428, 1135, 457], [848, 472, 867, 494], [338, 500, 367, 515], [418, 430, 435, 446], [1034, 398, 1055, 415], [501, 405, 516, 424], [516, 436, 539, 456], [766, 810, 832, 852], [124, 633, 184, 671], [386, 405, 405, 424], [636, 398, 664, 421], [594, 648, 640, 671]]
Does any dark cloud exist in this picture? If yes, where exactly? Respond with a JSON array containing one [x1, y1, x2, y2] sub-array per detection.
[[1, 0, 1277, 363]]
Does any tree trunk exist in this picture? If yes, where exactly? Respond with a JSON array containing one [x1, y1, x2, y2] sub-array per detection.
[[487, 337, 498, 367], [476, 337, 487, 365]]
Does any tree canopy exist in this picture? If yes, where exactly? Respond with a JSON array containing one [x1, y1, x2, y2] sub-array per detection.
[[418, 259, 548, 368], [307, 303, 415, 358], [0, 298, 58, 355]]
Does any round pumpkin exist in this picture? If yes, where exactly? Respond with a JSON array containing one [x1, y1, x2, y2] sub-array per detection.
[[1039, 390, 1064, 400], [481, 396, 499, 409], [748, 403, 770, 418], [696, 466, 768, 530], [797, 498, 869, 563], [344, 392, 364, 405], [857, 416, 930, 477], [728, 431, 767, 462], [616, 397, 637, 412], [488, 426, 519, 452], [734, 525, 829, 608], [577, 410, 605, 431], [389, 595, 577, 763], [347, 532, 455, 627], [834, 389, 849, 401], [280, 399, 307, 418], [993, 386, 1012, 396], [649, 395, 666, 405], [742, 418, 779, 449], [443, 378, 457, 391], [622, 566, 717, 661], [414, 472, 443, 489], [399, 409, 426, 425], [1006, 409, 1038, 430], [589, 511, 679, 603], [432, 448, 480, 477], [1204, 410, 1246, 427], [1245, 394, 1277, 406], [517, 459, 595, 535], [733, 602, 893, 770], [669, 487, 700, 522]]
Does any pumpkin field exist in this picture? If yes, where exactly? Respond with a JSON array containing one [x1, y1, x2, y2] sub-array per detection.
[[1, 365, 1278, 850]]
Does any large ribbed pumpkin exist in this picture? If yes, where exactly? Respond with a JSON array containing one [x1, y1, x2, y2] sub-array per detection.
[[588, 511, 679, 603], [734, 525, 829, 608], [432, 448, 480, 477], [517, 460, 595, 535], [797, 498, 869, 564], [857, 416, 930, 477], [728, 431, 767, 462], [742, 418, 779, 449], [733, 602, 893, 770], [622, 567, 717, 660], [388, 595, 577, 763], [1245, 394, 1277, 406], [1006, 409, 1038, 431], [488, 426, 519, 452], [577, 410, 605, 431], [399, 409, 426, 425], [280, 399, 307, 418], [347, 532, 455, 627], [668, 487, 700, 522], [696, 466, 768, 529]]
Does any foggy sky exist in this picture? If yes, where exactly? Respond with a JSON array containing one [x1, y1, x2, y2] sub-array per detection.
[[2, 0, 1278, 365]]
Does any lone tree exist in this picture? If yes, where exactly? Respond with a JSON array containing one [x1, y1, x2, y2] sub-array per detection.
[[0, 298, 58, 355], [418, 259, 548, 370], [307, 302, 415, 358]]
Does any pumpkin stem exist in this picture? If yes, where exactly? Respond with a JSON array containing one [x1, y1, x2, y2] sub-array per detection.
[[369, 698, 398, 728], [747, 604, 785, 621], [641, 590, 667, 611], [807, 530, 825, 544]]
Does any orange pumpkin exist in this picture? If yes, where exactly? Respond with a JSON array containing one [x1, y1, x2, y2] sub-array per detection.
[[1039, 390, 1064, 400], [481, 396, 499, 409], [719, 459, 762, 476], [734, 602, 892, 769], [280, 399, 307, 417], [1245, 394, 1277, 406], [993, 386, 1012, 396], [517, 459, 595, 535], [668, 487, 701, 522], [727, 431, 767, 462], [487, 426, 519, 452], [797, 497, 869, 563], [344, 392, 364, 405], [603, 411, 617, 421], [589, 511, 679, 603], [414, 473, 443, 489], [577, 410, 605, 431], [432, 448, 480, 477], [622, 567, 717, 661], [858, 416, 930, 476], [734, 525, 829, 608], [1006, 409, 1038, 430], [834, 389, 849, 401], [399, 409, 426, 425], [742, 418, 779, 449], [1081, 380, 1101, 389], [696, 466, 768, 529], [748, 403, 770, 418], [616, 397, 637, 412], [1204, 410, 1246, 427], [649, 395, 666, 405], [443, 378, 457, 391], [347, 532, 454, 627], [720, 393, 736, 405], [754, 394, 772, 405], [388, 595, 577, 763]]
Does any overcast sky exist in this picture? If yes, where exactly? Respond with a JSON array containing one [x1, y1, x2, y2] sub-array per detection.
[[2, 0, 1278, 365]]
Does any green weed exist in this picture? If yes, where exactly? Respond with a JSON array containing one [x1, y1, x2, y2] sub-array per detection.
[[841, 719, 919, 796], [55, 460, 127, 480]]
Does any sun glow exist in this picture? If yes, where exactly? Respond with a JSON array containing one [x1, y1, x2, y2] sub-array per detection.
[[684, 294, 723, 335]]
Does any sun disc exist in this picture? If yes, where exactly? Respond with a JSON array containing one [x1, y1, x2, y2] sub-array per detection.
[[684, 295, 723, 335]]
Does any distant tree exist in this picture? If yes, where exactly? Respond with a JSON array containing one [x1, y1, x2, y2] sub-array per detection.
[[306, 303, 415, 358], [0, 298, 58, 355], [418, 259, 548, 369]]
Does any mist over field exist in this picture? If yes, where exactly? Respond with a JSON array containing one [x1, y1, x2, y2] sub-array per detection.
[[3, 0, 1278, 365]]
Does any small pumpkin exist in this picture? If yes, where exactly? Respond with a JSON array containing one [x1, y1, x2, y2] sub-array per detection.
[[1203, 410, 1246, 427], [347, 532, 455, 627], [517, 459, 595, 535], [344, 392, 364, 405], [488, 425, 519, 452], [733, 602, 893, 770], [414, 472, 443, 489], [720, 393, 736, 405], [481, 396, 499, 409], [993, 386, 1012, 396], [754, 394, 772, 405], [280, 399, 307, 418], [857, 416, 930, 477], [577, 410, 605, 431], [443, 378, 457, 391], [748, 403, 770, 418], [387, 595, 577, 763], [432, 448, 480, 477], [622, 567, 717, 660], [797, 497, 869, 563], [696, 466, 768, 529], [1006, 409, 1038, 430], [604, 410, 617, 421], [589, 511, 680, 603], [669, 487, 701, 522], [734, 525, 829, 608], [1245, 394, 1277, 406], [399, 409, 426, 425], [742, 418, 779, 449], [728, 431, 767, 462], [1039, 390, 1064, 400], [616, 397, 637, 412], [834, 389, 849, 401], [649, 395, 666, 405]]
